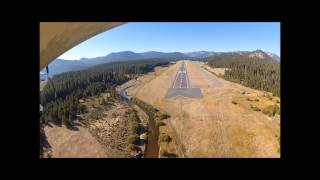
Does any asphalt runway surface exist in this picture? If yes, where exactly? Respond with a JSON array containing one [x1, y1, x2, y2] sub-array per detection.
[[165, 61, 203, 99], [172, 62, 189, 89]]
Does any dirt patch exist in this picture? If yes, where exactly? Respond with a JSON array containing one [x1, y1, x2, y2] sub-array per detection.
[[45, 124, 109, 158], [80, 96, 132, 157], [44, 94, 132, 158]]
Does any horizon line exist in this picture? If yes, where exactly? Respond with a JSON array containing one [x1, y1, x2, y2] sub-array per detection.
[[59, 49, 280, 61]]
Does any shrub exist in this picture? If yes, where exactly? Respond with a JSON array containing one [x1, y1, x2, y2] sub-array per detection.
[[98, 97, 105, 105], [264, 93, 274, 101], [160, 149, 169, 156], [217, 74, 224, 78], [247, 97, 259, 102], [131, 122, 140, 134], [129, 111, 139, 123], [156, 121, 166, 127], [251, 106, 261, 111], [128, 135, 140, 145], [157, 112, 170, 120], [262, 105, 279, 117], [62, 117, 72, 127], [79, 104, 87, 113], [89, 109, 103, 120], [128, 144, 141, 151], [159, 134, 172, 143], [232, 100, 238, 104]]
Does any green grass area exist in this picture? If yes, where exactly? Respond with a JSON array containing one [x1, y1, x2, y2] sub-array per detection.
[[127, 108, 142, 147], [132, 97, 170, 127]]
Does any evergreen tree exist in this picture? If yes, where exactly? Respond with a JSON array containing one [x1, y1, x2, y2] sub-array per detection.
[[40, 59, 170, 125]]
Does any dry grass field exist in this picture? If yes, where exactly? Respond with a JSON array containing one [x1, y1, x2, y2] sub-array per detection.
[[44, 93, 132, 158], [126, 60, 280, 158], [203, 66, 227, 76], [44, 124, 109, 158]]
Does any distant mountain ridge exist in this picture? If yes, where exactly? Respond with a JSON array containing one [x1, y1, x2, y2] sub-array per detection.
[[78, 51, 190, 66], [184, 51, 217, 58], [79, 51, 144, 66], [40, 59, 88, 75], [206, 50, 279, 68], [265, 51, 280, 61], [41, 50, 280, 76]]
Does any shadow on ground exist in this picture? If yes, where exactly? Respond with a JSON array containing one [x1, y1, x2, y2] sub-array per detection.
[[164, 153, 178, 158]]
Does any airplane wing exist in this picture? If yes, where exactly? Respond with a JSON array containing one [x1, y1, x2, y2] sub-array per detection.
[[40, 22, 125, 70]]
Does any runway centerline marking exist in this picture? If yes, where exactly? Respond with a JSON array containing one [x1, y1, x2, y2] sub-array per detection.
[[165, 61, 203, 99]]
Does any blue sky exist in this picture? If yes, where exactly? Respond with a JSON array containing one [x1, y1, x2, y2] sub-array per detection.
[[58, 22, 280, 60]]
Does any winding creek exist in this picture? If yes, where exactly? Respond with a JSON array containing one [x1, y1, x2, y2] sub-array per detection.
[[119, 86, 159, 158]]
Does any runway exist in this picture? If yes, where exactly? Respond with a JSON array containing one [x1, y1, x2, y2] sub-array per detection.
[[172, 62, 189, 89], [165, 61, 203, 99]]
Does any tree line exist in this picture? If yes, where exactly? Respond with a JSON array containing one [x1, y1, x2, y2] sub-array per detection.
[[208, 59, 280, 96], [40, 59, 170, 127], [132, 97, 170, 126]]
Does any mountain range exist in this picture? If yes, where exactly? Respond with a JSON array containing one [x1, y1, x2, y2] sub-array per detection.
[[79, 51, 190, 66], [184, 51, 218, 58], [41, 50, 280, 76], [206, 50, 280, 68]]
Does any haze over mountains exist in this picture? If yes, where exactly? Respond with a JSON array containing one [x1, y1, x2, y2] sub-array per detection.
[[184, 51, 218, 58], [41, 50, 280, 76], [79, 51, 190, 66]]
